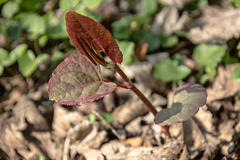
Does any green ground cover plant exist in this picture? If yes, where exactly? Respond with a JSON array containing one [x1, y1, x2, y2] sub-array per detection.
[[0, 0, 104, 77]]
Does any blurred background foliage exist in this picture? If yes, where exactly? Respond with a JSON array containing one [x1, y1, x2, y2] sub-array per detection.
[[0, 0, 239, 84]]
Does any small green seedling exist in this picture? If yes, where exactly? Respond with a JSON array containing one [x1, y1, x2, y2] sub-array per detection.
[[0, 44, 48, 77], [193, 44, 227, 84], [48, 10, 207, 137]]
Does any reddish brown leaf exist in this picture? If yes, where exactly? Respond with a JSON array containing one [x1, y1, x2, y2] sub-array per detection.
[[48, 52, 116, 106], [65, 10, 123, 64]]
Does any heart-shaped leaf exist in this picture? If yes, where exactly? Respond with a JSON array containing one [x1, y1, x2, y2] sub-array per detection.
[[154, 83, 207, 126], [48, 52, 117, 106], [18, 50, 48, 77], [65, 10, 123, 64]]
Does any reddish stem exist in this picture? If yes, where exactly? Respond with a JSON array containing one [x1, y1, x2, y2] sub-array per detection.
[[114, 64, 158, 116], [113, 64, 171, 139], [103, 80, 130, 89]]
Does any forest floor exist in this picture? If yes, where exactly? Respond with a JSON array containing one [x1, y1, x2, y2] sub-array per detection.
[[0, 0, 240, 160]]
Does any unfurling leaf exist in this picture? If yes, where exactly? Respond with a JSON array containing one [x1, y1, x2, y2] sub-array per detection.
[[48, 52, 117, 106], [154, 83, 207, 126], [65, 10, 123, 65]]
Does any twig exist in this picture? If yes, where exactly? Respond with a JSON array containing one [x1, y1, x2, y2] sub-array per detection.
[[93, 110, 125, 141], [63, 136, 70, 160]]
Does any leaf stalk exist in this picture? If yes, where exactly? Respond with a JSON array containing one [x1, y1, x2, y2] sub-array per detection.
[[114, 64, 157, 116]]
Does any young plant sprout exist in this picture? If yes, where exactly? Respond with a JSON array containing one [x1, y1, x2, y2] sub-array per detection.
[[48, 10, 207, 138]]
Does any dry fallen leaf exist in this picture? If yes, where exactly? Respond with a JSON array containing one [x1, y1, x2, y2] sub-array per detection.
[[101, 140, 126, 158], [125, 117, 142, 135], [13, 96, 49, 130], [102, 139, 184, 160], [201, 134, 220, 160], [207, 65, 240, 103], [79, 148, 105, 160], [218, 120, 235, 143], [194, 105, 214, 133], [157, 0, 193, 9], [67, 120, 93, 143], [0, 96, 56, 159], [113, 98, 149, 128], [52, 103, 85, 139], [31, 131, 61, 159], [0, 121, 30, 159], [186, 6, 240, 44], [151, 6, 188, 36], [0, 90, 22, 111]]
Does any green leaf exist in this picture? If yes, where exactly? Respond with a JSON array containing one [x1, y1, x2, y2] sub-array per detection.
[[3, 44, 28, 67], [46, 17, 68, 39], [81, 0, 103, 9], [73, 8, 103, 22], [141, 0, 157, 15], [39, 35, 48, 47], [237, 42, 240, 57], [2, 1, 19, 18], [194, 44, 227, 84], [59, 0, 80, 10], [0, 65, 4, 76], [18, 50, 37, 77], [237, 42, 240, 50], [112, 14, 151, 39], [154, 58, 191, 82], [19, 13, 46, 39], [48, 52, 117, 106], [143, 31, 161, 52], [35, 53, 49, 64], [0, 0, 8, 6], [232, 64, 240, 81], [43, 11, 56, 27], [100, 112, 115, 123], [200, 66, 216, 84], [229, 0, 240, 8], [161, 35, 179, 49], [7, 21, 22, 41], [154, 83, 207, 126], [183, 0, 208, 13], [18, 50, 48, 77], [88, 113, 97, 122], [0, 48, 9, 64], [193, 44, 227, 68], [19, 0, 43, 11], [117, 40, 135, 65], [51, 51, 65, 62]]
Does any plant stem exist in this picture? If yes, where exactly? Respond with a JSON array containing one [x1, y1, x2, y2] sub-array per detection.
[[113, 63, 171, 139], [34, 37, 41, 55], [114, 64, 157, 116]]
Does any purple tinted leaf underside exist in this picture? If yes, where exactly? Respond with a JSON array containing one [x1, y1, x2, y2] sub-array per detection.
[[48, 52, 116, 106], [154, 83, 207, 126]]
